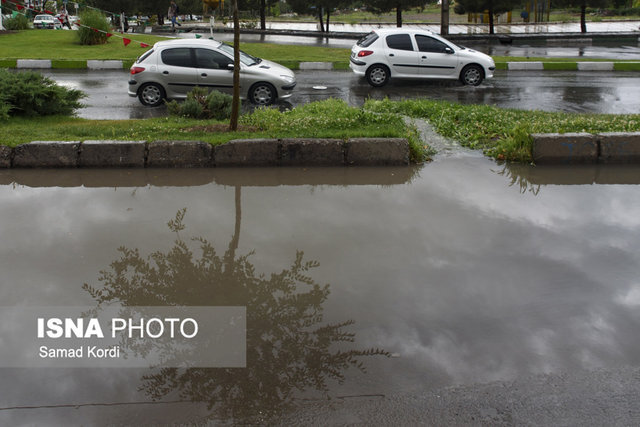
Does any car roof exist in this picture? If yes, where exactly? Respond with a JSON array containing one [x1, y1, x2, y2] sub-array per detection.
[[152, 38, 224, 49], [370, 28, 437, 36]]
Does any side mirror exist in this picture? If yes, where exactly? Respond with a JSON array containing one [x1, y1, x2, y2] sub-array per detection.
[[444, 47, 454, 54], [227, 63, 234, 70]]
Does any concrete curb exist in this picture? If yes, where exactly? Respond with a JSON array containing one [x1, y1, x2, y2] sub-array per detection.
[[5, 59, 640, 72], [532, 132, 640, 164], [1, 138, 410, 168]]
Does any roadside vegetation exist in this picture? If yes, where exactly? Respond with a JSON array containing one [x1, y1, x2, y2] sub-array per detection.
[[363, 98, 640, 162]]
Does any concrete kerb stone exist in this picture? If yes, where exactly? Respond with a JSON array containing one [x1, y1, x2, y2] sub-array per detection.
[[147, 140, 213, 167], [215, 139, 280, 167], [86, 60, 124, 70], [0, 145, 12, 168], [532, 133, 598, 164], [507, 62, 543, 71], [13, 141, 80, 168], [347, 138, 409, 166], [299, 62, 334, 71], [598, 132, 640, 164], [577, 62, 614, 71], [80, 140, 147, 168], [16, 59, 51, 69], [280, 138, 344, 166]]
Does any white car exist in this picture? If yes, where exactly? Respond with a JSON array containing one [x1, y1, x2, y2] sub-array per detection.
[[350, 28, 495, 87], [33, 14, 61, 29], [128, 39, 296, 107]]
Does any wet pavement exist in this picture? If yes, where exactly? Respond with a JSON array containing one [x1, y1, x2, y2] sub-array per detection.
[[45, 68, 640, 120], [1, 154, 640, 424]]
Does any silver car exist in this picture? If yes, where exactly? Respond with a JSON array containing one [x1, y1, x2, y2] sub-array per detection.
[[350, 28, 495, 87], [128, 39, 296, 107]]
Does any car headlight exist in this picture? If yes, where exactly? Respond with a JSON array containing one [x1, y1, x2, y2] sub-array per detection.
[[280, 75, 295, 83]]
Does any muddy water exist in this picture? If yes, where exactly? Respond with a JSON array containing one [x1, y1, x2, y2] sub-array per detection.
[[1, 159, 640, 424]]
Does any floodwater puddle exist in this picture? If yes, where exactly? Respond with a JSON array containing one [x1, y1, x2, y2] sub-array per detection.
[[1, 159, 640, 424]]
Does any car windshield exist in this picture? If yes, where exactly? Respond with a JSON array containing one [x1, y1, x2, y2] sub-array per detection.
[[217, 43, 262, 66]]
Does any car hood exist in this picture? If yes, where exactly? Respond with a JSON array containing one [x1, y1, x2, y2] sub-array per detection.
[[249, 59, 295, 78]]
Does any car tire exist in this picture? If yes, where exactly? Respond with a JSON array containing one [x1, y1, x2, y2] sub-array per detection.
[[249, 82, 276, 106], [460, 64, 484, 86], [138, 83, 166, 107], [366, 64, 390, 87]]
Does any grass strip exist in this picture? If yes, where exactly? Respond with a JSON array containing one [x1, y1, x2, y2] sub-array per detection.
[[0, 99, 428, 163]]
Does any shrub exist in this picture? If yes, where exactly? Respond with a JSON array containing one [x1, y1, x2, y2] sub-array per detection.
[[0, 69, 85, 119], [4, 14, 30, 30], [167, 87, 233, 120], [77, 9, 110, 45]]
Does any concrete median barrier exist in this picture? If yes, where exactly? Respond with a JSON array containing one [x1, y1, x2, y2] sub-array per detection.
[[79, 140, 147, 168], [147, 140, 213, 167], [280, 138, 344, 166], [347, 138, 410, 166], [0, 146, 11, 168], [532, 133, 598, 164], [214, 139, 280, 167], [13, 141, 80, 168], [598, 132, 640, 164]]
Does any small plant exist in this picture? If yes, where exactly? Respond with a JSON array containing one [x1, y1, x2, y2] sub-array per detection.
[[77, 9, 110, 45], [4, 14, 30, 30], [166, 87, 233, 120], [0, 69, 85, 119]]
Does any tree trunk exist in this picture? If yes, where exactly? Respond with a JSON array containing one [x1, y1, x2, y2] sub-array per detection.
[[260, 0, 266, 30], [580, 4, 587, 33], [229, 0, 240, 131], [318, 7, 324, 32], [488, 5, 494, 34], [440, 0, 449, 36], [326, 9, 330, 33], [396, 4, 402, 27]]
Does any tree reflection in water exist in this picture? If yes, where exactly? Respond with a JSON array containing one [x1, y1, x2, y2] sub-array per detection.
[[83, 200, 387, 423]]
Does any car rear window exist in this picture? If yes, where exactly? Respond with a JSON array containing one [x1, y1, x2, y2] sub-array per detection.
[[137, 49, 155, 64], [161, 48, 194, 67], [385, 34, 413, 51], [357, 32, 379, 47]]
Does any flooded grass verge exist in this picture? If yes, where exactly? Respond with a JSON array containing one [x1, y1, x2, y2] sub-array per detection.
[[363, 98, 640, 163]]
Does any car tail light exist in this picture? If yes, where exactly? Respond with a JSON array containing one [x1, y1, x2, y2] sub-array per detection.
[[130, 66, 145, 75], [357, 50, 374, 57]]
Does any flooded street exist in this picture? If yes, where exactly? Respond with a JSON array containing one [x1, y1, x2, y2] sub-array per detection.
[[1, 155, 640, 424]]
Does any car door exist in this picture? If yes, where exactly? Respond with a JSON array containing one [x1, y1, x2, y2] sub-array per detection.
[[158, 47, 198, 98], [383, 33, 420, 78], [194, 48, 235, 95], [414, 34, 459, 78]]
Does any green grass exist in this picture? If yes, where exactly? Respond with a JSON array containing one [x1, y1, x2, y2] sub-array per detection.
[[363, 98, 640, 163], [0, 99, 428, 163]]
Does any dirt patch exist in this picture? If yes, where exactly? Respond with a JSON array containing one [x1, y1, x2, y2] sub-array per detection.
[[184, 124, 258, 133]]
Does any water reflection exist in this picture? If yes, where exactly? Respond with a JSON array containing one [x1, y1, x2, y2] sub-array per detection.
[[83, 204, 387, 422]]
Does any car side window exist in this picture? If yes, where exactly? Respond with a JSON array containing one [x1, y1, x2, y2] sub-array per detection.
[[161, 48, 194, 67], [385, 34, 414, 51], [415, 35, 450, 54], [195, 49, 233, 70]]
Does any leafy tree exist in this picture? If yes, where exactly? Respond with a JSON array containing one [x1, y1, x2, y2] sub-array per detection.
[[554, 0, 609, 32], [453, 0, 518, 34], [363, 0, 425, 27], [83, 207, 388, 422]]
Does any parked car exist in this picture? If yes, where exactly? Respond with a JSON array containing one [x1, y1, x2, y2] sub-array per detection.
[[33, 14, 61, 29], [350, 28, 495, 87], [128, 39, 296, 107]]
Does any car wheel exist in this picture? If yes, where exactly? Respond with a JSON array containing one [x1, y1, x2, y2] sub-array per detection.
[[249, 82, 276, 106], [138, 83, 166, 107], [460, 64, 484, 86], [366, 64, 390, 87]]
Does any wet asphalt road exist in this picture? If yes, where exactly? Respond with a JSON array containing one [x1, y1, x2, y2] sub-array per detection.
[[45, 68, 640, 119]]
